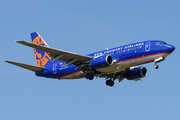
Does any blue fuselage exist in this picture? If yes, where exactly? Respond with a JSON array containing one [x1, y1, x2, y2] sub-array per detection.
[[36, 40, 175, 79]]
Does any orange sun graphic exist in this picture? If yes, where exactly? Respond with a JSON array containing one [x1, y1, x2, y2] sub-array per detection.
[[32, 36, 51, 67]]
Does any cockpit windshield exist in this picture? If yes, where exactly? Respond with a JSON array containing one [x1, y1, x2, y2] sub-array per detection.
[[156, 42, 167, 45]]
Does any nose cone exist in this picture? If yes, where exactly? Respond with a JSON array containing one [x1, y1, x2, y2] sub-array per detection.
[[170, 45, 175, 52], [166, 44, 175, 52]]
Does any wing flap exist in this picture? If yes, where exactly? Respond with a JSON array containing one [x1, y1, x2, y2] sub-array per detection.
[[5, 60, 45, 72]]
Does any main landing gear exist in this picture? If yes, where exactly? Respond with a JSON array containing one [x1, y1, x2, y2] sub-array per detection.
[[85, 72, 115, 87], [105, 79, 114, 87], [85, 73, 94, 80]]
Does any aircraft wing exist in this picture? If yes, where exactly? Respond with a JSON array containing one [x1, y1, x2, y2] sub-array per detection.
[[5, 60, 45, 72], [16, 41, 93, 70]]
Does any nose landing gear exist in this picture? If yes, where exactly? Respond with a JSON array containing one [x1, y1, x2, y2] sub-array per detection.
[[153, 57, 165, 69], [154, 64, 159, 69]]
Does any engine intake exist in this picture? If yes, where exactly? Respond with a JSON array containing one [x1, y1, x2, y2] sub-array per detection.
[[125, 66, 147, 80], [91, 55, 113, 69]]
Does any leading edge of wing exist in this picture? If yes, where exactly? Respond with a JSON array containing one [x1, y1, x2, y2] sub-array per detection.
[[5, 60, 45, 72], [15, 41, 92, 62]]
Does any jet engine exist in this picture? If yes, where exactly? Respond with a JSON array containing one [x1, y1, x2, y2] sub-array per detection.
[[125, 66, 147, 80], [91, 55, 113, 69]]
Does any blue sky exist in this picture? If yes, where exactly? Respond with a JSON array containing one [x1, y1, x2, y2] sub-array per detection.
[[0, 0, 179, 119]]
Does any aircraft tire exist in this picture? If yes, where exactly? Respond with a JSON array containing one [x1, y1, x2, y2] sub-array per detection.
[[85, 73, 94, 80], [154, 64, 159, 69], [106, 80, 110, 86], [109, 81, 114, 87], [106, 80, 114, 87]]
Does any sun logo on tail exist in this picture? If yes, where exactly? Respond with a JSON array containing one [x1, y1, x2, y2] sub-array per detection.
[[32, 36, 51, 67]]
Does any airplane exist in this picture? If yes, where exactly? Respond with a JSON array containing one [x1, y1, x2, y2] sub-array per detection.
[[5, 32, 175, 87]]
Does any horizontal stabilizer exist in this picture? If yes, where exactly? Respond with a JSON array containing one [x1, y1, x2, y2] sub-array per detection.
[[5, 60, 45, 72]]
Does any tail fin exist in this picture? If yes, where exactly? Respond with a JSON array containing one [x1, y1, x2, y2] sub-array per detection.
[[31, 32, 53, 67]]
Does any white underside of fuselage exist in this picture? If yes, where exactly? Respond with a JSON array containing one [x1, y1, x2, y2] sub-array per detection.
[[61, 53, 170, 79]]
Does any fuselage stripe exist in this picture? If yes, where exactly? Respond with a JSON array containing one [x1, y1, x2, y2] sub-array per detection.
[[59, 71, 82, 79], [117, 52, 171, 63]]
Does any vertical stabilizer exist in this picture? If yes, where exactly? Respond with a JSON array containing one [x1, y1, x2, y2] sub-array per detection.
[[31, 32, 53, 67]]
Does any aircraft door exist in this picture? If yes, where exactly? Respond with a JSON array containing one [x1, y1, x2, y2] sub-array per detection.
[[53, 64, 57, 74], [145, 41, 151, 52]]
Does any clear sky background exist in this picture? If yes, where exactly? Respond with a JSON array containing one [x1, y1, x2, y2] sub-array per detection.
[[0, 0, 179, 120]]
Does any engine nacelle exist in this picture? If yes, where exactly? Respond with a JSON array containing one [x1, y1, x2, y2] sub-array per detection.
[[91, 55, 113, 69], [125, 66, 147, 80]]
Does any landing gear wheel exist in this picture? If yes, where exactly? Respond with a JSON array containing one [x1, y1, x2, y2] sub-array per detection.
[[154, 64, 159, 69], [106, 80, 110, 86], [85, 73, 94, 80], [106, 80, 114, 87], [109, 81, 114, 87]]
